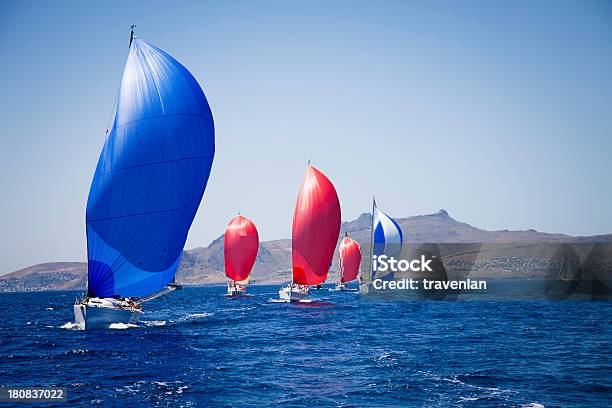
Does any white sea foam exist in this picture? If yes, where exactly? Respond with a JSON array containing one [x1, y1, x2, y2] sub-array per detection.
[[109, 323, 139, 330], [268, 298, 315, 303], [151, 381, 189, 395], [376, 352, 393, 360], [142, 320, 167, 327], [187, 312, 213, 318], [174, 312, 213, 324], [223, 306, 256, 312], [60, 322, 82, 330], [418, 370, 516, 399], [521, 404, 545, 408], [459, 396, 479, 401]]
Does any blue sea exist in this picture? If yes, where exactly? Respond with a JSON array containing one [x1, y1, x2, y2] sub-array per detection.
[[0, 286, 610, 407]]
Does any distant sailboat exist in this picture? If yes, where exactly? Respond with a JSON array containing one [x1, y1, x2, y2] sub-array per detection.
[[279, 165, 341, 301], [557, 253, 579, 282], [74, 29, 215, 329], [224, 215, 259, 297], [362, 198, 403, 291], [336, 232, 361, 290]]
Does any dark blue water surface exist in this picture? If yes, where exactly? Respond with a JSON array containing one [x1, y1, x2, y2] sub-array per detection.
[[0, 286, 610, 407]]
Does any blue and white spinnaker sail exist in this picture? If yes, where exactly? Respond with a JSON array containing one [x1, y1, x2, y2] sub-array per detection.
[[371, 199, 404, 279], [85, 38, 215, 298]]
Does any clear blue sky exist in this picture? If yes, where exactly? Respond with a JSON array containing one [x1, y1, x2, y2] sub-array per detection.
[[1, 0, 611, 273]]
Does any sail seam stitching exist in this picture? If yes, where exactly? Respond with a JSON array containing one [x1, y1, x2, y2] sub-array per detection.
[[87, 196, 202, 223]]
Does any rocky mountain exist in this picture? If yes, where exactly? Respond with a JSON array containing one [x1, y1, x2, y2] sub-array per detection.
[[343, 209, 612, 244], [0, 262, 87, 292], [2, 210, 611, 292]]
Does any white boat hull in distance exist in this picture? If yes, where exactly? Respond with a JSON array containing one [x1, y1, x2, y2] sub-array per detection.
[[278, 285, 309, 302], [226, 285, 247, 297], [335, 282, 349, 291], [73, 298, 142, 330]]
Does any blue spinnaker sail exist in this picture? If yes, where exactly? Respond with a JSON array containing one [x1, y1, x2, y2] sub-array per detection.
[[86, 38, 214, 298], [372, 201, 403, 279]]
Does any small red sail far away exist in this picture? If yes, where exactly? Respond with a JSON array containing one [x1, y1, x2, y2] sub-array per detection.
[[224, 215, 259, 282], [339, 233, 361, 283], [292, 165, 341, 286]]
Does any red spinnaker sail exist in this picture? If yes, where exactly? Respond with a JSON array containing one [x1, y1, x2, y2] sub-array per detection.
[[292, 165, 341, 285], [224, 215, 259, 282], [339, 234, 361, 283]]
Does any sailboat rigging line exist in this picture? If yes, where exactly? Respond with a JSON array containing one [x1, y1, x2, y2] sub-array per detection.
[[369, 196, 375, 281], [103, 43, 133, 136], [135, 285, 176, 305]]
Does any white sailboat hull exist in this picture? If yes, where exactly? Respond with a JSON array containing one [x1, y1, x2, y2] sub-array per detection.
[[226, 285, 247, 297], [278, 286, 308, 302], [73, 299, 142, 330]]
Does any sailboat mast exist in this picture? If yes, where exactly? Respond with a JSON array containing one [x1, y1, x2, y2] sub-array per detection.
[[293, 161, 311, 287], [341, 231, 348, 283], [129, 25, 136, 48], [368, 196, 375, 281], [557, 254, 566, 280]]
